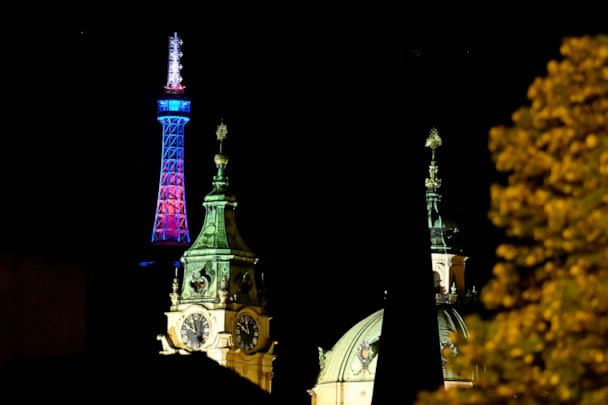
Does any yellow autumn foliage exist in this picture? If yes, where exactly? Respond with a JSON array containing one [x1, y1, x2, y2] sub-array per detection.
[[417, 35, 608, 404]]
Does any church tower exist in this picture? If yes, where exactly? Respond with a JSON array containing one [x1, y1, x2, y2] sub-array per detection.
[[425, 128, 467, 304], [157, 122, 276, 392], [425, 128, 472, 386], [309, 128, 472, 405]]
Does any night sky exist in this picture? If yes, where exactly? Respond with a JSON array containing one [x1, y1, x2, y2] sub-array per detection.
[[1, 7, 605, 404]]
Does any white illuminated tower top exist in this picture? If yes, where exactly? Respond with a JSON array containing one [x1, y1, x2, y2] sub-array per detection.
[[165, 32, 185, 95]]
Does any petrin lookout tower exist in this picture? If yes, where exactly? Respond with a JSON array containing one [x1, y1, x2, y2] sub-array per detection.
[[151, 32, 191, 245]]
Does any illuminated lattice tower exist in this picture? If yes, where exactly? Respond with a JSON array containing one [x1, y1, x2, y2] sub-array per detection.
[[152, 32, 191, 245]]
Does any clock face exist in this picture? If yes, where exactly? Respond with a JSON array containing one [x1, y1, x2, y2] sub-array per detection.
[[180, 312, 210, 350], [235, 314, 259, 352]]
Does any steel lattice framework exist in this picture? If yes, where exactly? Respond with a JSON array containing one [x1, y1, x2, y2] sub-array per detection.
[[152, 33, 191, 245]]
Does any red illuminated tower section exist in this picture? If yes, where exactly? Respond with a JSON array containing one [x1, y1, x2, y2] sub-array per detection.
[[152, 33, 191, 246]]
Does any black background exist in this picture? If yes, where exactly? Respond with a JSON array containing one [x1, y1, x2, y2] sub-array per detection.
[[1, 6, 604, 404]]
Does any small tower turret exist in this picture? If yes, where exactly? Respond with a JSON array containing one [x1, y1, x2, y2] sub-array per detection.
[[424, 128, 468, 304], [425, 127, 447, 250]]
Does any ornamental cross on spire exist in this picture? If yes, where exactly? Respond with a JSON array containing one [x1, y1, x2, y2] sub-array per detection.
[[425, 128, 442, 190], [425, 127, 442, 150], [216, 121, 228, 153], [216, 121, 228, 142], [212, 121, 230, 191]]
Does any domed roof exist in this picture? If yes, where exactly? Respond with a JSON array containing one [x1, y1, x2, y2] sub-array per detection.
[[316, 307, 469, 385], [437, 307, 469, 380], [317, 309, 383, 385]]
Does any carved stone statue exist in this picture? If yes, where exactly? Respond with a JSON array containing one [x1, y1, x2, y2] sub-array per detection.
[[170, 276, 180, 310], [318, 347, 326, 370], [172, 276, 179, 294], [219, 275, 229, 305]]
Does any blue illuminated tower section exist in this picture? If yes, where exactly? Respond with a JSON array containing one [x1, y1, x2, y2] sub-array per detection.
[[152, 33, 191, 245]]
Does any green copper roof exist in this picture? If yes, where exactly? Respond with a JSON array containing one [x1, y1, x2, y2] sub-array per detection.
[[317, 310, 383, 384], [184, 122, 252, 257], [179, 122, 259, 306], [315, 308, 469, 385]]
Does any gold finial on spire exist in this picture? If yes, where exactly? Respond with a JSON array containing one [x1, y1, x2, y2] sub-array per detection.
[[425, 167, 442, 190], [425, 127, 442, 151], [214, 119, 229, 170], [425, 127, 442, 190], [216, 120, 228, 142]]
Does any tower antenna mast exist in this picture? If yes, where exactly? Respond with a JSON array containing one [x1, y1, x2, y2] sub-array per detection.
[[164, 32, 185, 95]]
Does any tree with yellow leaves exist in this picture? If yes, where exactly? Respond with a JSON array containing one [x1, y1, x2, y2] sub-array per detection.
[[417, 35, 608, 404]]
